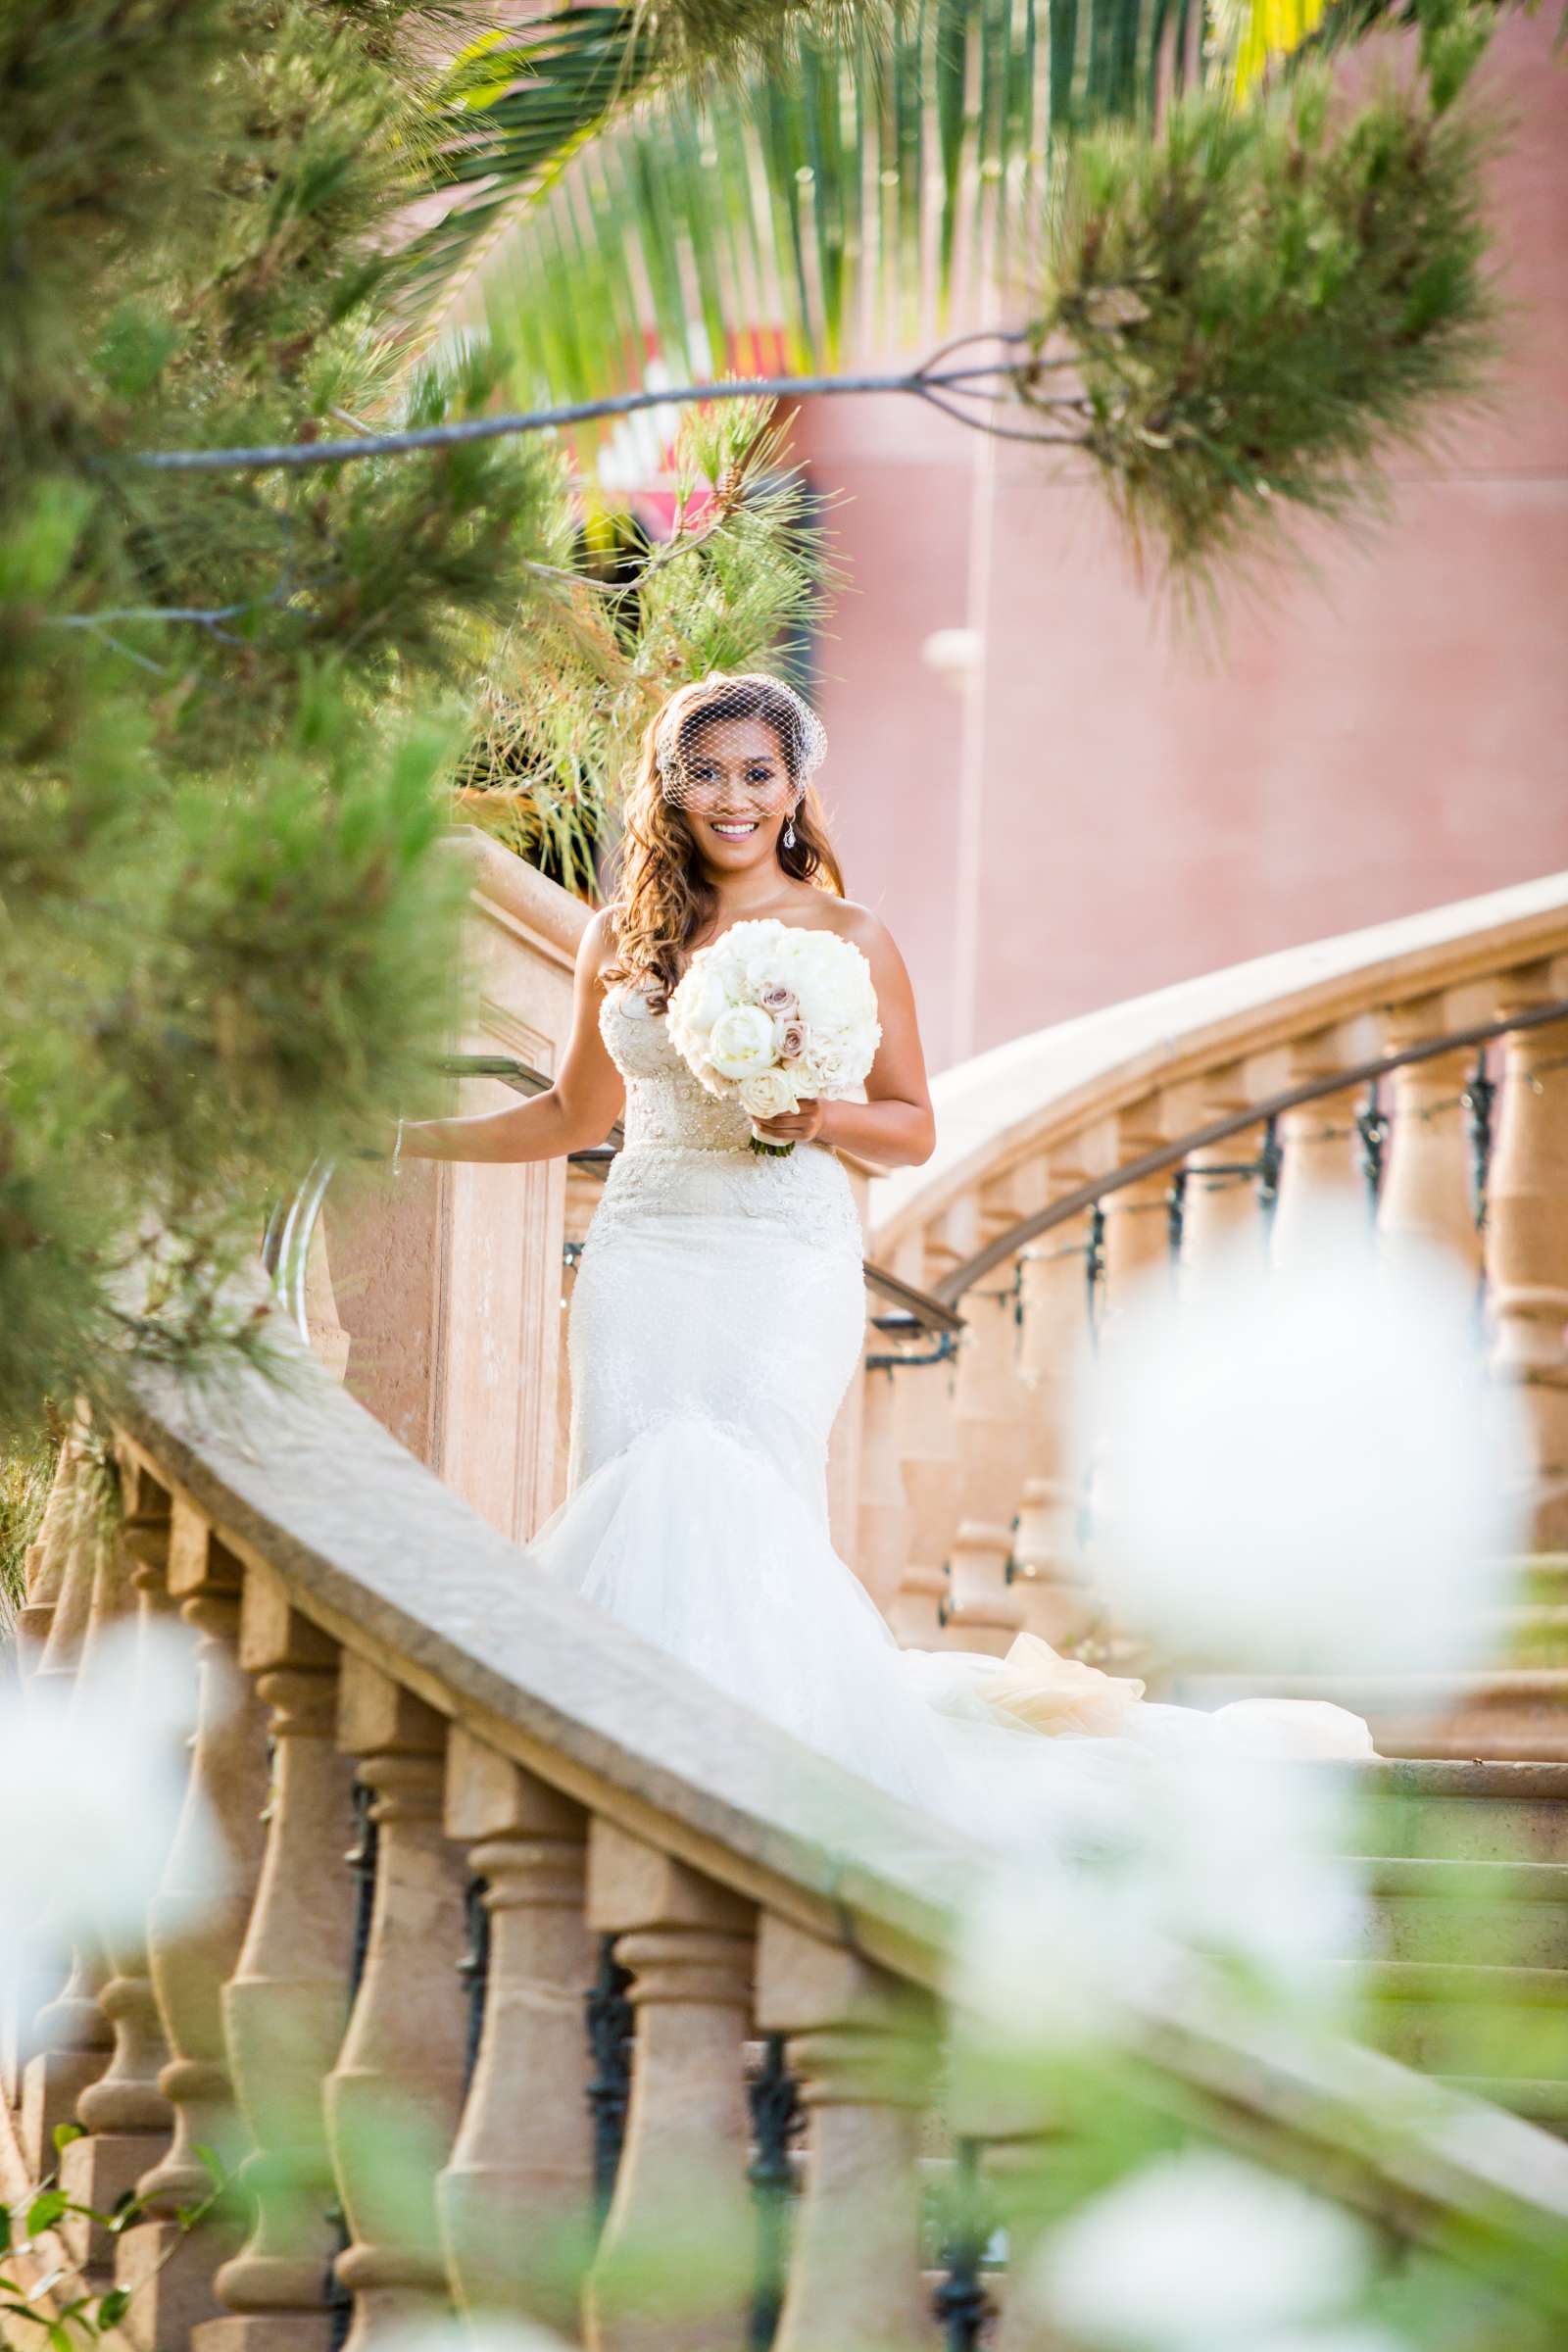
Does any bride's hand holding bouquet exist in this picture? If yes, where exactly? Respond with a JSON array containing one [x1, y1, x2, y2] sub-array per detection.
[[666, 918, 882, 1156]]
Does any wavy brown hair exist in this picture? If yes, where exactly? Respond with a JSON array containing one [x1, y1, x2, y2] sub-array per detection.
[[602, 674, 845, 1008]]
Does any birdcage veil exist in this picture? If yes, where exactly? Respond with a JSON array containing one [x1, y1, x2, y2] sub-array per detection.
[[653, 673, 827, 811]]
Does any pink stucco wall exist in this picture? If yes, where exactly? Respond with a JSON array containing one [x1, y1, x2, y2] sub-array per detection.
[[794, 18, 1568, 1070]]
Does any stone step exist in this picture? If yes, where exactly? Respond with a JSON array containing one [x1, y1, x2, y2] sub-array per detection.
[[1348, 1961, 1568, 2086], [1348, 1758, 1568, 1862], [1356, 1857, 1568, 1969]]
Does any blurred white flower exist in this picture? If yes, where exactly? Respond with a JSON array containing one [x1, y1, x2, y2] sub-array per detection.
[[1031, 2148, 1377, 2349], [381, 2323, 571, 2352], [1076, 1211, 1529, 1677], [1, 1615, 225, 2027], [1247, 2333, 1409, 2352], [953, 1711, 1363, 2070]]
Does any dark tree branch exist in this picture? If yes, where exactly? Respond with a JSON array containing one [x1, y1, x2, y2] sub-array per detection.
[[135, 348, 1088, 475]]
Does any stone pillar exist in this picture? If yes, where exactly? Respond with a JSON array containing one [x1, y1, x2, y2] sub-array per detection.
[[947, 1172, 1035, 1654], [1378, 993, 1481, 1276], [1179, 1063, 1267, 1301], [1011, 1151, 1096, 1648], [324, 1660, 469, 2352], [118, 1503, 272, 2348], [1270, 1028, 1364, 1269], [1082, 1104, 1171, 1667], [202, 1572, 357, 2352], [437, 1730, 594, 2329], [584, 1823, 756, 2352], [754, 1914, 935, 2352], [1486, 964, 1568, 1548]]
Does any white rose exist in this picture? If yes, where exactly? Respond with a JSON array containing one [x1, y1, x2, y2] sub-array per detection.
[[802, 1042, 853, 1092], [707, 1003, 777, 1079], [739, 1068, 800, 1120]]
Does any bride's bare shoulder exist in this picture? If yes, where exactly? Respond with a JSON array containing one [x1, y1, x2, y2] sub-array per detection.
[[824, 898, 900, 957], [577, 905, 622, 984]]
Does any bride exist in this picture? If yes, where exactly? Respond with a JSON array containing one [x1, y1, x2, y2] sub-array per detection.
[[396, 671, 1370, 1840]]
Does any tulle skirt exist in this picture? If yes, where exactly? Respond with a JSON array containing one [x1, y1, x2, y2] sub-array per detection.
[[528, 1179, 1373, 1851]]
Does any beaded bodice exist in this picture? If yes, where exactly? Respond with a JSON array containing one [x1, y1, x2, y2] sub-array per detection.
[[588, 983, 862, 1257], [602, 982, 755, 1151]]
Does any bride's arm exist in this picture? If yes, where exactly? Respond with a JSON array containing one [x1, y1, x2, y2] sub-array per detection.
[[754, 910, 936, 1171], [397, 911, 624, 1165]]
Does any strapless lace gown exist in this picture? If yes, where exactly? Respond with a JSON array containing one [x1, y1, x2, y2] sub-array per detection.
[[526, 983, 1372, 1840]]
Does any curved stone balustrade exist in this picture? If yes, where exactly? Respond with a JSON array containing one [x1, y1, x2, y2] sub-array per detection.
[[6, 1327, 1568, 2349], [863, 873, 1568, 1760]]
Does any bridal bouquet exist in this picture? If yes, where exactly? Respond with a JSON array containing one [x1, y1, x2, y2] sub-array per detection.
[[667, 918, 882, 1155]]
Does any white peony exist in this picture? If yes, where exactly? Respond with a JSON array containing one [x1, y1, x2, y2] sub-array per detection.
[[682, 963, 733, 1035], [706, 1003, 776, 1079]]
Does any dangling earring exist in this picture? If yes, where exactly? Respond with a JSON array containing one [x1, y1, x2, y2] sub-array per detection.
[[783, 817, 797, 851]]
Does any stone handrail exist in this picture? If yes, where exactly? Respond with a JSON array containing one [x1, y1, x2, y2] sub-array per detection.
[[857, 874, 1568, 1679], [8, 1319, 1568, 2350]]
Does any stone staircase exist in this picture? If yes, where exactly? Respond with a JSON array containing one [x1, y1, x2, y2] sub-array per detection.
[[1341, 1759, 1568, 2137]]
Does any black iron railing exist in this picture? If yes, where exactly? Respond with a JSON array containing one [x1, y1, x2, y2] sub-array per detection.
[[931, 995, 1568, 1307]]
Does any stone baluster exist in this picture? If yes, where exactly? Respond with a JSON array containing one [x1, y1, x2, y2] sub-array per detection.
[[1377, 992, 1481, 1276], [62, 1465, 183, 2282], [16, 1412, 89, 1652], [206, 1569, 358, 2352], [15, 1444, 117, 2169], [754, 1913, 936, 2352], [1179, 1062, 1268, 1301], [28, 1442, 114, 1690], [1269, 1028, 1364, 1269], [1485, 962, 1568, 1549], [1080, 1105, 1171, 1663], [19, 1955, 114, 2183], [1011, 1150, 1096, 1648], [324, 1658, 470, 2352], [583, 1822, 756, 2352], [886, 1231, 962, 1647], [856, 1356, 913, 1619], [1098, 1103, 1175, 1338], [947, 1171, 1037, 1654], [437, 1730, 594, 2329], [118, 1502, 272, 2347]]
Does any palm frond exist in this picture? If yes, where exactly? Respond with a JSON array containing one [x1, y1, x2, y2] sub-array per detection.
[[413, 0, 1215, 464]]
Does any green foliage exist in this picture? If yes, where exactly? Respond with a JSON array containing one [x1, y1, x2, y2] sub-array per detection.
[[0, 0, 569, 1437], [1027, 52, 1497, 609], [460, 397, 842, 889], [0, 1428, 55, 1621], [0, 0, 844, 1442]]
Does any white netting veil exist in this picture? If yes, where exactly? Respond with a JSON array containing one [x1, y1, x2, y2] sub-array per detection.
[[653, 673, 827, 814]]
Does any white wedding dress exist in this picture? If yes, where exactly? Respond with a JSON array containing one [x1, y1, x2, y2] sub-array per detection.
[[527, 980, 1372, 1846]]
